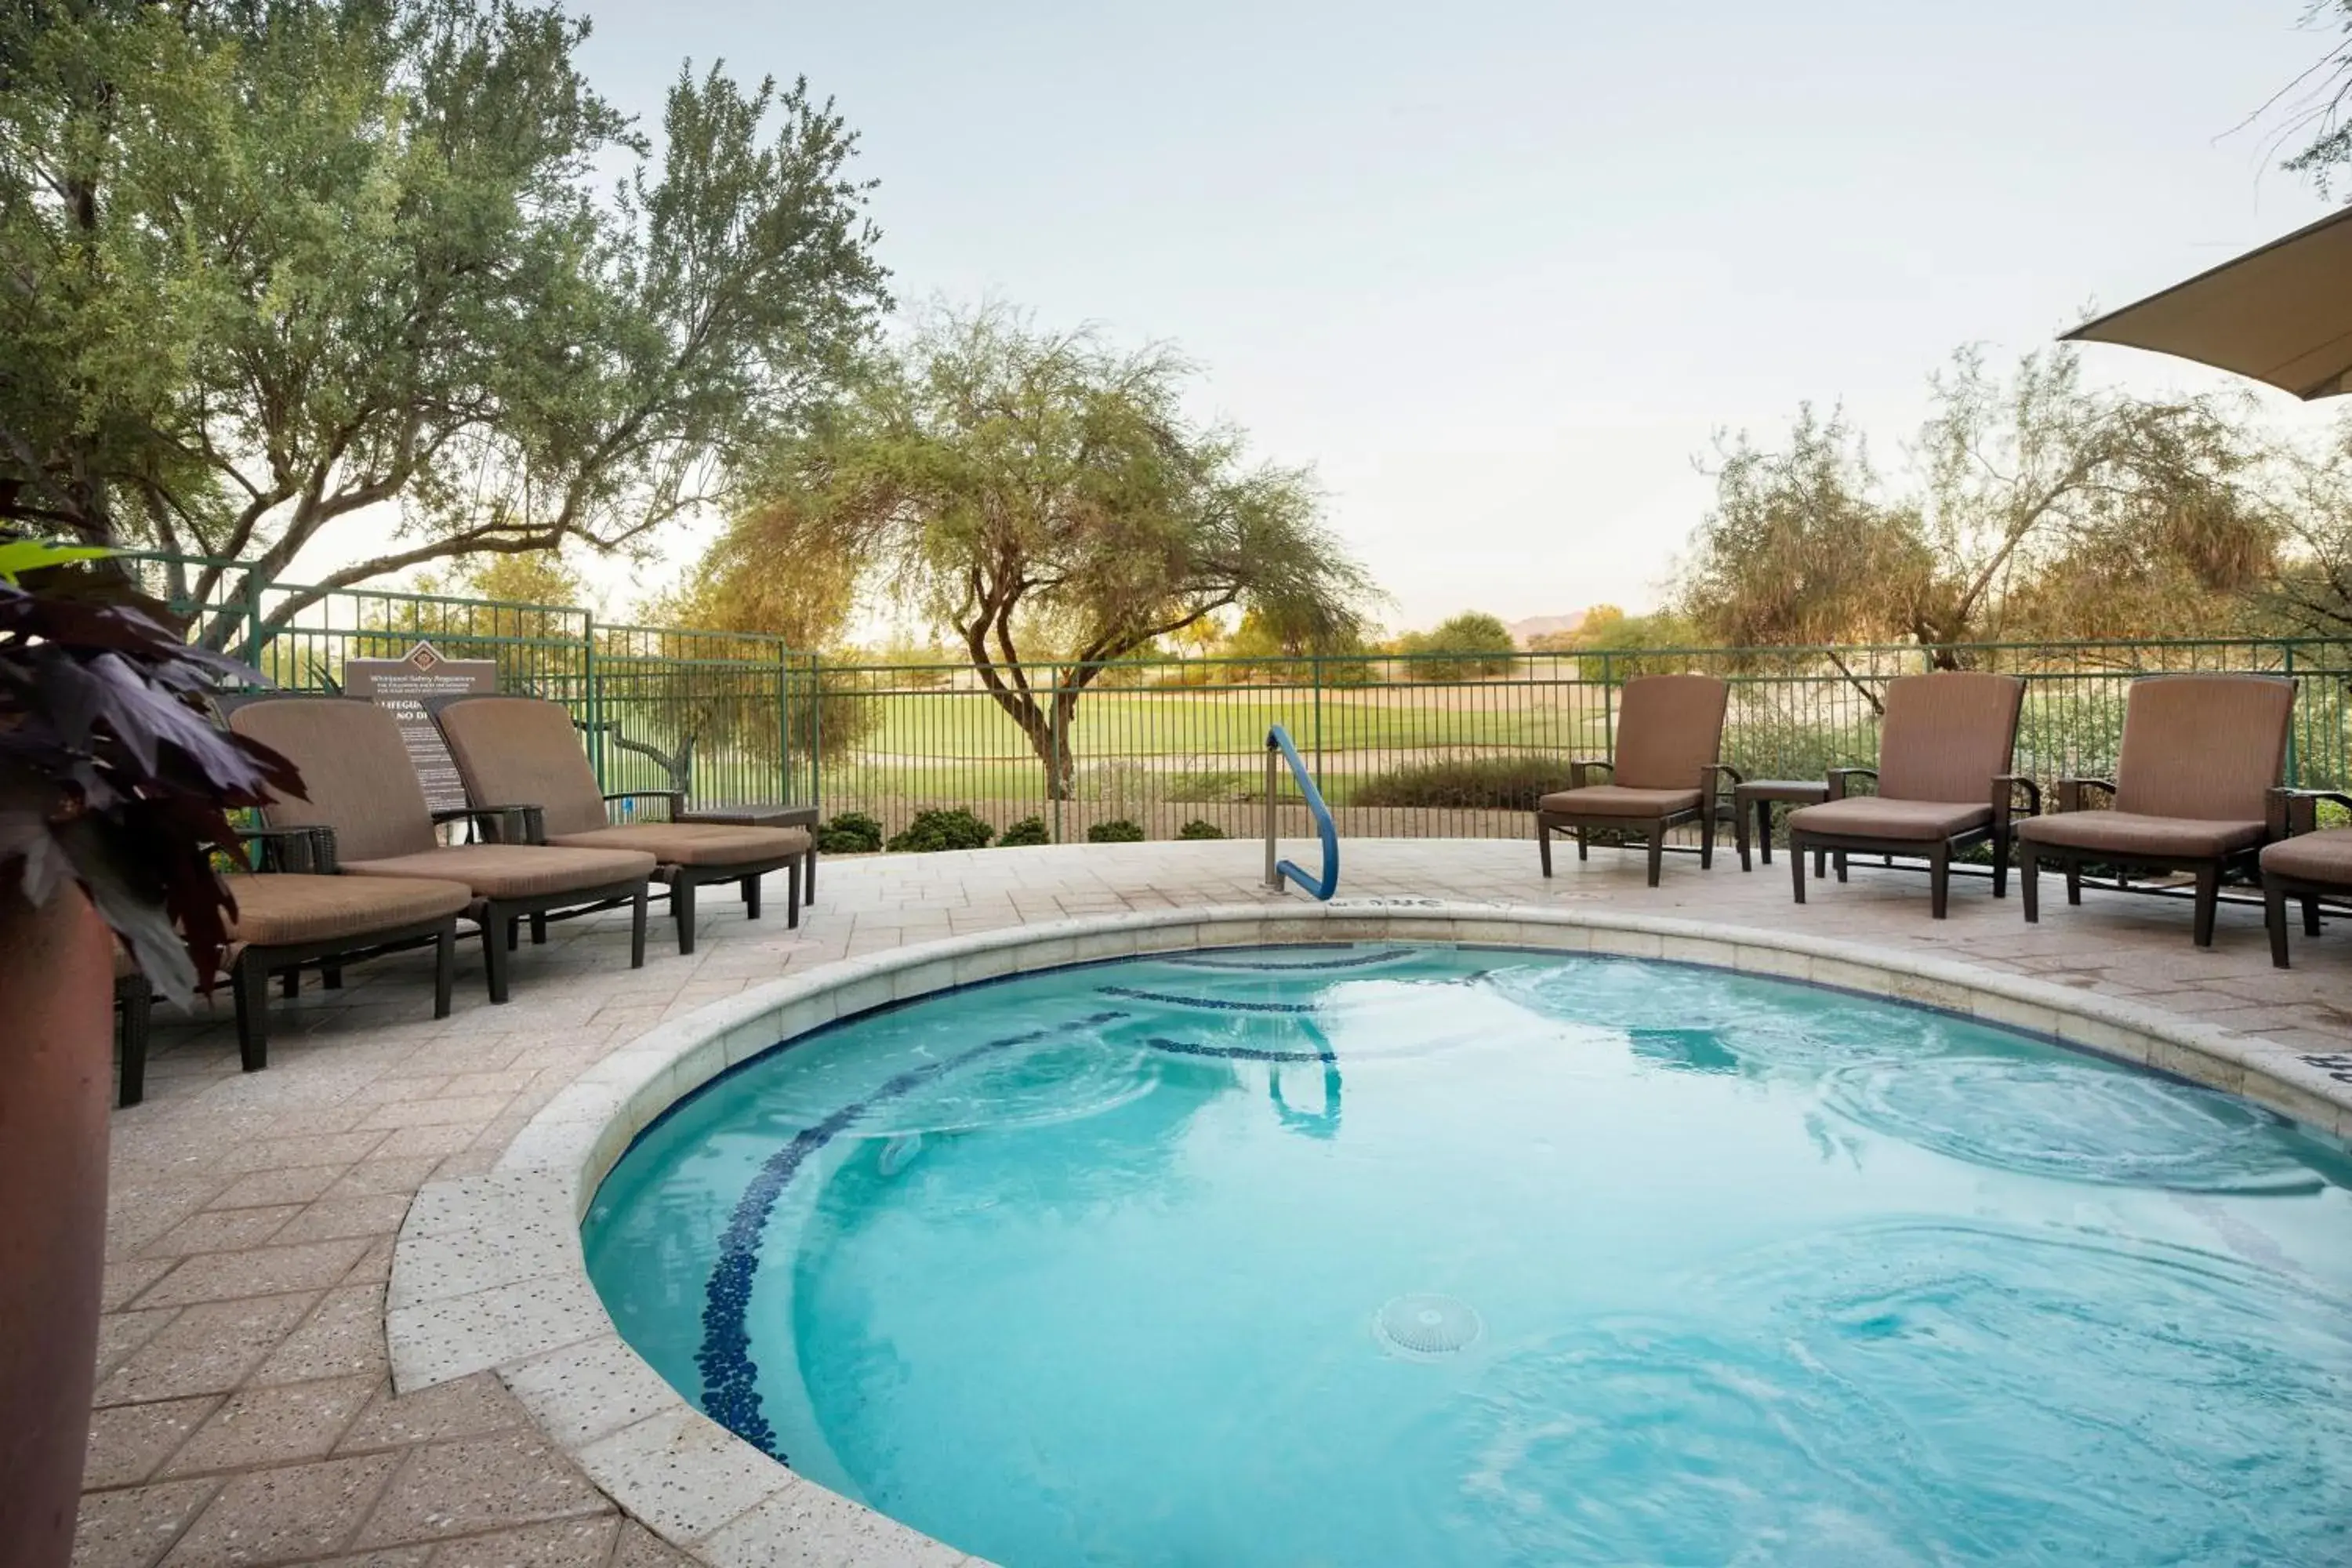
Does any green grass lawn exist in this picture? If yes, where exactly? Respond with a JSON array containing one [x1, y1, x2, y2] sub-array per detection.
[[856, 684, 1616, 760]]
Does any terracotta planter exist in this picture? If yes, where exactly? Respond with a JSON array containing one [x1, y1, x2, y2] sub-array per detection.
[[0, 884, 114, 1568]]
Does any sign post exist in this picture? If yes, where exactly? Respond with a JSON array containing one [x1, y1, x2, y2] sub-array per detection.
[[343, 641, 496, 814]]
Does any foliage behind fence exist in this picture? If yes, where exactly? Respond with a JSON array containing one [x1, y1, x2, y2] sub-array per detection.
[[131, 554, 2352, 844]]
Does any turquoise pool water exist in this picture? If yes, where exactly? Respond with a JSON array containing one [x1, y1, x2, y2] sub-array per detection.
[[583, 945, 2352, 1566]]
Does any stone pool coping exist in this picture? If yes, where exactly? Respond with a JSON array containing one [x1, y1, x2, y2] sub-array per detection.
[[385, 899, 2352, 1566]]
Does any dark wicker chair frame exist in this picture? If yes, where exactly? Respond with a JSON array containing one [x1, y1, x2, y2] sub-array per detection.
[[2259, 789, 2351, 968], [427, 696, 804, 956], [2020, 782, 2290, 949], [226, 826, 463, 1069], [220, 694, 651, 1005], [1536, 758, 1743, 886], [1789, 770, 2042, 919]]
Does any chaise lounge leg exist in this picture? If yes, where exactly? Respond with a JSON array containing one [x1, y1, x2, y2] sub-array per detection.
[[116, 975, 151, 1109], [630, 882, 649, 968], [433, 920, 456, 1018], [482, 903, 511, 1004], [1537, 821, 1553, 878], [673, 876, 698, 956], [530, 912, 548, 946], [322, 965, 342, 990], [743, 873, 762, 920], [1645, 829, 1664, 888], [2065, 862, 2082, 906], [1929, 844, 1950, 920], [280, 967, 299, 1001], [1577, 826, 1589, 862], [1833, 851, 1847, 884], [2020, 849, 2039, 924], [2268, 879, 2292, 969], [2302, 894, 2321, 938], [1789, 833, 1808, 904], [1700, 808, 1715, 871], [2192, 862, 2221, 949], [1992, 831, 2009, 898], [233, 950, 271, 1071], [786, 860, 800, 930]]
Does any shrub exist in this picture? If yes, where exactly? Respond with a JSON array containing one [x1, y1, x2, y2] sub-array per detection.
[[1349, 757, 1574, 811], [886, 808, 995, 853], [1177, 818, 1227, 840], [816, 811, 883, 854], [998, 815, 1051, 847], [1087, 818, 1146, 843], [1167, 768, 1256, 804]]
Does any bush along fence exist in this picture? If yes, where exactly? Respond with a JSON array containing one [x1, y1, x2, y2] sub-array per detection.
[[132, 554, 2352, 849]]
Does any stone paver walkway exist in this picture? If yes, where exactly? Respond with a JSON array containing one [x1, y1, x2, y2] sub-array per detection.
[[78, 839, 2352, 1566]]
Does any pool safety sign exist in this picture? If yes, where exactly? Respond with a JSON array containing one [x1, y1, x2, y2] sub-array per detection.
[[344, 641, 496, 813]]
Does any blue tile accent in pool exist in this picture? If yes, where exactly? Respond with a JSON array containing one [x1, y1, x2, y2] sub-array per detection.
[[694, 1008, 1130, 1458]]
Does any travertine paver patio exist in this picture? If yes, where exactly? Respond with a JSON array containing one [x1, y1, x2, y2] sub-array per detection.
[[78, 838, 2352, 1566]]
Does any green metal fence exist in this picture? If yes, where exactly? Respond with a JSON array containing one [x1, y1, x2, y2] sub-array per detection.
[[813, 639, 2352, 844], [128, 554, 821, 810], [125, 553, 2352, 846]]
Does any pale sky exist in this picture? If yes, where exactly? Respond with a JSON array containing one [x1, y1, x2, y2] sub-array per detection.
[[546, 2, 2348, 630]]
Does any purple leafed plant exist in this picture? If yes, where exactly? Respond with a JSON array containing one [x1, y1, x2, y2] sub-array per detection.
[[0, 542, 305, 1003]]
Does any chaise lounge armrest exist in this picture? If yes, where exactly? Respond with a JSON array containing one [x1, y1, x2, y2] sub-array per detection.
[[2271, 787, 2352, 837], [1825, 767, 1877, 801], [2054, 777, 2117, 813], [1992, 774, 2042, 822], [237, 824, 336, 874], [603, 789, 684, 822], [1567, 758, 1614, 789]]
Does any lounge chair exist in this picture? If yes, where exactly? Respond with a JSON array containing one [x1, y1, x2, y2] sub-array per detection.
[[1785, 671, 2034, 918], [112, 827, 471, 1101], [223, 695, 655, 1000], [2013, 673, 2295, 947], [430, 695, 811, 953], [2258, 793, 2352, 967], [1536, 674, 1736, 886]]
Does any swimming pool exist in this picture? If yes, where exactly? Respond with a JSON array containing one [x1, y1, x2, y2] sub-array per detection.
[[583, 942, 2352, 1565]]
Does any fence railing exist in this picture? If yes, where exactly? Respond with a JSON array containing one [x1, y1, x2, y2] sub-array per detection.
[[125, 553, 821, 811], [811, 639, 2352, 845], [122, 553, 2352, 848]]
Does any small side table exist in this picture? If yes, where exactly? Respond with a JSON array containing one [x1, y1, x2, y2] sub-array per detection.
[[1733, 779, 1830, 872], [674, 803, 822, 905]]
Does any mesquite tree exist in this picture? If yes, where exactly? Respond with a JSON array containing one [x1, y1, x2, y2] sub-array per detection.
[[708, 307, 1375, 798]]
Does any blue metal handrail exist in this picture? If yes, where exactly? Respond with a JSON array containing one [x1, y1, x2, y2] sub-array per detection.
[[1264, 724, 1338, 900]]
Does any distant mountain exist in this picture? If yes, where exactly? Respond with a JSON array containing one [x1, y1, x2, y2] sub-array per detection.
[[1506, 612, 1586, 648]]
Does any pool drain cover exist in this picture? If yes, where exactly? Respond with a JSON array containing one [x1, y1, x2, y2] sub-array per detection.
[[1374, 1294, 1483, 1358]]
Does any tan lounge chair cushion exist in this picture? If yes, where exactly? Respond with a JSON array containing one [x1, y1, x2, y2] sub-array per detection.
[[223, 873, 471, 948], [2014, 811, 2266, 860], [1610, 675, 1729, 791], [2260, 829, 2352, 886], [434, 696, 610, 838], [2112, 675, 2294, 822], [548, 822, 812, 867], [1540, 786, 1704, 819], [226, 697, 439, 862], [1875, 672, 2024, 803], [1787, 797, 1994, 841], [344, 844, 655, 900]]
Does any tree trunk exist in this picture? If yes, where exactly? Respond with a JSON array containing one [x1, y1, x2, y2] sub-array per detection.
[[0, 884, 114, 1568]]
